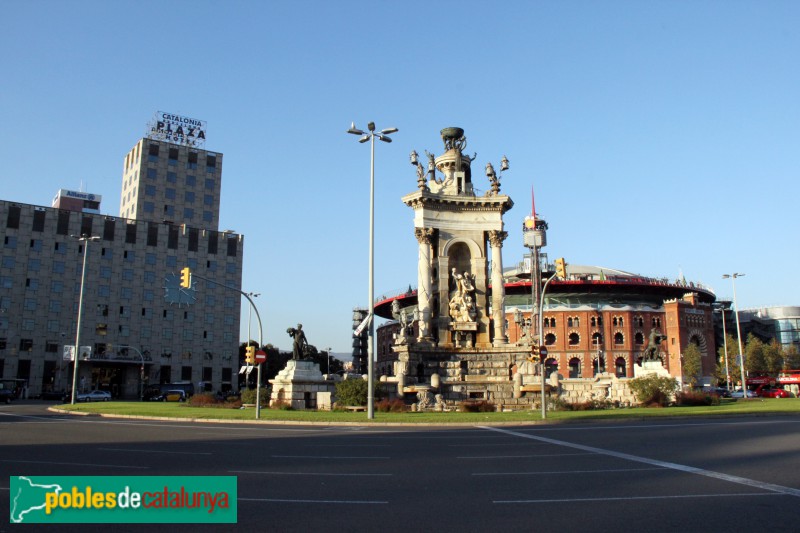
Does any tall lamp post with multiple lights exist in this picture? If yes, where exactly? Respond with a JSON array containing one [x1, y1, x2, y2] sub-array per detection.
[[347, 121, 397, 420], [723, 273, 747, 394], [716, 302, 732, 392], [70, 234, 100, 404]]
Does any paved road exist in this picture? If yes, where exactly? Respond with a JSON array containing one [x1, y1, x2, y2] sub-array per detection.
[[1, 402, 799, 532]]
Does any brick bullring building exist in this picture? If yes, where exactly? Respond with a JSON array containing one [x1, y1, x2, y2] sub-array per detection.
[[375, 262, 717, 386]]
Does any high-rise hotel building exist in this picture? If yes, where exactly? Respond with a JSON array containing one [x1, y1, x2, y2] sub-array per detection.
[[0, 113, 244, 398]]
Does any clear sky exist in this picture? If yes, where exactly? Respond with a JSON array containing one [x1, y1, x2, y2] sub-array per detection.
[[2, 1, 798, 354]]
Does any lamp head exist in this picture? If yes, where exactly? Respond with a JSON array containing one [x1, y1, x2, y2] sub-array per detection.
[[358, 135, 369, 143], [378, 135, 392, 143], [367, 122, 375, 132], [381, 127, 398, 134], [501, 155, 509, 172], [410, 150, 418, 165], [347, 122, 365, 135]]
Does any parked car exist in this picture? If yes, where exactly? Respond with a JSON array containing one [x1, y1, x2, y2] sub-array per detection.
[[0, 387, 14, 404], [707, 387, 731, 398], [730, 389, 757, 399], [757, 386, 793, 398], [77, 390, 112, 402], [162, 390, 186, 402]]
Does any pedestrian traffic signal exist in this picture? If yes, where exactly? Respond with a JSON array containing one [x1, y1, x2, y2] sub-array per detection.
[[180, 267, 192, 288], [245, 345, 256, 365], [555, 257, 567, 280]]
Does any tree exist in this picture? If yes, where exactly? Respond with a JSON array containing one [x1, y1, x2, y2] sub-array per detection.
[[745, 334, 766, 374], [715, 333, 740, 387], [682, 343, 703, 388], [784, 345, 800, 370], [762, 340, 785, 374]]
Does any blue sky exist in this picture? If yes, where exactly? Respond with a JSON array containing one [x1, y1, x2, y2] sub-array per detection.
[[2, 1, 798, 353]]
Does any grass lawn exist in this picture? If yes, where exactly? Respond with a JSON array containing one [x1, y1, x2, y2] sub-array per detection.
[[54, 398, 800, 425]]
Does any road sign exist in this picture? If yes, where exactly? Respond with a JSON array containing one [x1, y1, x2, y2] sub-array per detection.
[[539, 347, 548, 357], [255, 350, 267, 364]]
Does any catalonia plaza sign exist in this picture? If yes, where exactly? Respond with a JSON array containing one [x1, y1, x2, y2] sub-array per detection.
[[148, 111, 207, 148]]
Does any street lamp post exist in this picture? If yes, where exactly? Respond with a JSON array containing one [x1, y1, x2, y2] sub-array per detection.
[[326, 347, 332, 375], [538, 271, 558, 420], [717, 303, 732, 392], [348, 121, 397, 420], [70, 234, 100, 404], [723, 273, 747, 395], [247, 292, 260, 358]]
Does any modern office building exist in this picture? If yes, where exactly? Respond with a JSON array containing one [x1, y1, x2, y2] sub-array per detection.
[[0, 113, 243, 398]]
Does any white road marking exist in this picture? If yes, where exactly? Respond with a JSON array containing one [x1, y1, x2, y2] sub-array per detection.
[[480, 426, 800, 498], [230, 470, 392, 477], [97, 447, 212, 455], [474, 467, 664, 476], [271, 455, 390, 460], [239, 497, 388, 504], [458, 453, 595, 459], [1, 459, 148, 469], [495, 493, 781, 504]]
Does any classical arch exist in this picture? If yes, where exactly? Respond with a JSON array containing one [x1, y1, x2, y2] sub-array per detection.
[[441, 237, 484, 262], [687, 329, 708, 356]]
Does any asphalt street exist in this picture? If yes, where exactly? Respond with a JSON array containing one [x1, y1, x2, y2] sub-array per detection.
[[1, 402, 799, 532]]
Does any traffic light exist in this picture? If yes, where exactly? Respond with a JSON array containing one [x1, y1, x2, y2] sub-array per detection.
[[180, 267, 192, 288], [527, 345, 540, 364], [555, 257, 567, 280], [245, 345, 255, 365]]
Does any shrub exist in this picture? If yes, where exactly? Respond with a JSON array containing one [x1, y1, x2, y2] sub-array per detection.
[[240, 387, 270, 407], [562, 399, 613, 411], [188, 392, 217, 407], [376, 398, 406, 413], [187, 392, 242, 409], [459, 400, 496, 413], [335, 378, 382, 407], [629, 374, 679, 407], [270, 399, 293, 410], [675, 390, 720, 407]]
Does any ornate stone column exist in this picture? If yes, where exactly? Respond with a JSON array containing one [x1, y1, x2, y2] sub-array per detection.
[[488, 230, 508, 345], [415, 227, 435, 342]]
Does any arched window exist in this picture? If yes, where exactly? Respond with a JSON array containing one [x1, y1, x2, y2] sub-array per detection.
[[592, 332, 603, 345], [614, 332, 624, 345], [593, 357, 605, 376], [569, 358, 581, 378], [591, 317, 597, 327], [635, 332, 644, 345], [545, 358, 558, 378], [615, 357, 627, 377], [568, 332, 580, 345], [544, 333, 556, 346], [567, 317, 573, 327]]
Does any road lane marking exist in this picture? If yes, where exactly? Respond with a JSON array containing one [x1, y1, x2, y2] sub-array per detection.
[[474, 467, 664, 476], [480, 426, 800, 498], [458, 453, 595, 459], [98, 447, 212, 455], [239, 497, 388, 504], [271, 455, 390, 460], [494, 492, 781, 504], [230, 470, 392, 477], [0, 459, 148, 469]]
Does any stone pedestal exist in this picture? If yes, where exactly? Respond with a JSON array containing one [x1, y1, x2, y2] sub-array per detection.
[[269, 360, 335, 410], [634, 361, 672, 379]]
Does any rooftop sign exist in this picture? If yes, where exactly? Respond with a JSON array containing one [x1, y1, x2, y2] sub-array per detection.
[[147, 111, 207, 148]]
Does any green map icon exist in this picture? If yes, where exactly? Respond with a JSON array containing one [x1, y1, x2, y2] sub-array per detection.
[[10, 476, 63, 523]]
